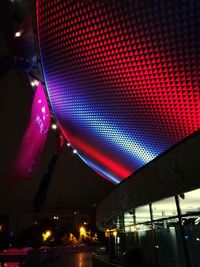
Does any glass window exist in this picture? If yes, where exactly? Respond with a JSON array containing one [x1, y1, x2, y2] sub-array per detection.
[[135, 205, 151, 223], [124, 210, 134, 233], [179, 188, 200, 215], [124, 211, 134, 226], [152, 197, 177, 220]]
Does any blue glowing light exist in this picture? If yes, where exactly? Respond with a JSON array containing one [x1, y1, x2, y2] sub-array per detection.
[[36, 0, 200, 183], [78, 154, 121, 184]]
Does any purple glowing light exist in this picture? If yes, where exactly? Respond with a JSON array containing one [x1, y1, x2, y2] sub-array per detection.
[[13, 82, 50, 180]]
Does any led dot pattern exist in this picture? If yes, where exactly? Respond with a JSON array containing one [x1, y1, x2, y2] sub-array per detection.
[[36, 0, 200, 183]]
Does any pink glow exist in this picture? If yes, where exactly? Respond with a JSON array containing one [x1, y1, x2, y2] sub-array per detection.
[[13, 82, 50, 180], [2, 248, 32, 267]]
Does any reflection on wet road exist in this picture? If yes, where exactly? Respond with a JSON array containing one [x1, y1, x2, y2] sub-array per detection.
[[43, 252, 92, 267]]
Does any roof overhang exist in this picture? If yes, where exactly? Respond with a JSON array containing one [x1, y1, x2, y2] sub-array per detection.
[[96, 131, 200, 230]]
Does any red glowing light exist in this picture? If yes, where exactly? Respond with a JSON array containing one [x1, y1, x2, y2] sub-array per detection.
[[36, 0, 200, 183], [62, 130, 132, 181]]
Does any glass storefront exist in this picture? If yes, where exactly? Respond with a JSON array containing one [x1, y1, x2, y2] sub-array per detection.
[[105, 188, 200, 267]]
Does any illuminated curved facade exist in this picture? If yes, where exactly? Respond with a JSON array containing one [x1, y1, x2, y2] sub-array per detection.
[[36, 0, 200, 183]]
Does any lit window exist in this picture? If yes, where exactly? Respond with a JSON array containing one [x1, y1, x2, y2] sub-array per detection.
[[135, 205, 151, 223], [179, 188, 200, 215], [152, 197, 177, 220]]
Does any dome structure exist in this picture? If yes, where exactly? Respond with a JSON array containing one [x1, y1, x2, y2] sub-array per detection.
[[36, 0, 200, 183]]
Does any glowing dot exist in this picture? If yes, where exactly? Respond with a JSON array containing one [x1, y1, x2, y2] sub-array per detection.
[[14, 31, 22, 37], [42, 230, 51, 241], [73, 149, 77, 154], [113, 231, 117, 237], [41, 107, 45, 113], [67, 143, 71, 147], [34, 80, 39, 86], [51, 124, 57, 130], [38, 99, 42, 104], [31, 80, 39, 87]]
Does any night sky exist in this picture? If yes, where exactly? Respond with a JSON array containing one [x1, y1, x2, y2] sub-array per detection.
[[0, 67, 114, 215], [0, 13, 114, 220]]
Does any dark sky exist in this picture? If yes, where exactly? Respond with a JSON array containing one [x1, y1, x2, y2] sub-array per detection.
[[0, 2, 114, 221], [0, 60, 114, 216]]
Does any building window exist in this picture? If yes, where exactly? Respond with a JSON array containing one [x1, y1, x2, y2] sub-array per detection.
[[124, 210, 134, 233], [179, 188, 200, 215], [135, 205, 151, 223], [152, 197, 177, 220]]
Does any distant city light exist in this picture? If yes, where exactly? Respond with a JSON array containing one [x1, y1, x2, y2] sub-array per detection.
[[113, 231, 117, 237], [14, 31, 22, 38], [73, 149, 77, 154], [105, 231, 110, 238], [79, 226, 86, 238], [42, 230, 51, 241], [67, 142, 71, 147]]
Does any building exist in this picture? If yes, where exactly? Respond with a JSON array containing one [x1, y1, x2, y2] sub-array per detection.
[[1, 0, 200, 266], [18, 209, 91, 234], [96, 132, 200, 267]]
